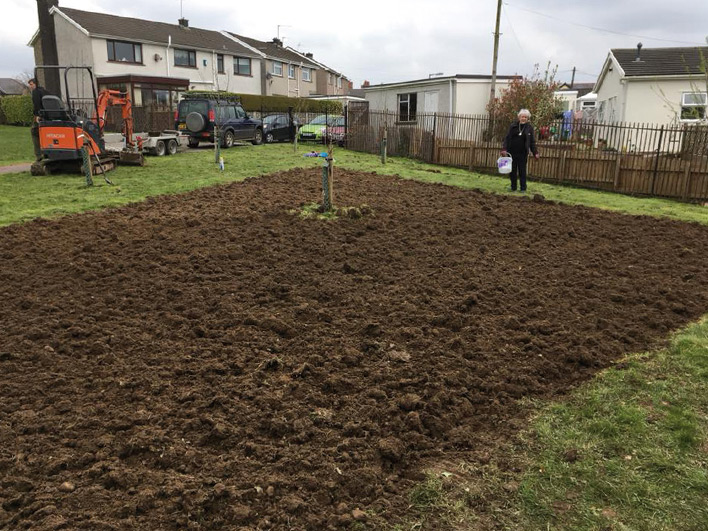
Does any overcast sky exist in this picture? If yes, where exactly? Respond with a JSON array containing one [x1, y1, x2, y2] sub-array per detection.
[[3, 0, 708, 87]]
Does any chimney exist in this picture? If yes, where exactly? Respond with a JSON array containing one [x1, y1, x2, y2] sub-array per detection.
[[178, 18, 189, 28], [362, 80, 370, 88], [634, 42, 643, 62], [305, 52, 313, 59], [272, 37, 283, 47], [36, 0, 61, 95]]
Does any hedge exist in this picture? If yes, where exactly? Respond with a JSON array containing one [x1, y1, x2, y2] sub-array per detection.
[[0, 95, 33, 126], [183, 91, 343, 114]]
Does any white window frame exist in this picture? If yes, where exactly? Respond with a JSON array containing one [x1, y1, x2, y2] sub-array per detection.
[[680, 92, 707, 121], [272, 61, 283, 76], [302, 67, 311, 82], [288, 64, 295, 79]]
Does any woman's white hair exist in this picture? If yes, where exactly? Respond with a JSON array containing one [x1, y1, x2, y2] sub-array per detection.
[[518, 109, 531, 117]]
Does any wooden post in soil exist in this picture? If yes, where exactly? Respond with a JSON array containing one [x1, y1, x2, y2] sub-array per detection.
[[289, 106, 298, 153], [322, 145, 334, 212], [214, 123, 220, 164], [381, 125, 388, 164]]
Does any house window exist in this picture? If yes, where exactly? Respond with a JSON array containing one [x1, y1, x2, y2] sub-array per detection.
[[174, 49, 196, 68], [288, 64, 295, 79], [107, 40, 142, 63], [272, 61, 283, 76], [234, 57, 251, 76], [681, 92, 707, 120], [302, 68, 311, 82], [398, 93, 417, 122], [328, 73, 333, 85], [337, 77, 342, 89], [217, 54, 225, 74]]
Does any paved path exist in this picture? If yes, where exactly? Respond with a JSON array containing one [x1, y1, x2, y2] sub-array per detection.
[[0, 163, 31, 174]]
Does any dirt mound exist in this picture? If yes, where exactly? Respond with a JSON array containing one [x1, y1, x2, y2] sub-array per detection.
[[1, 168, 707, 529]]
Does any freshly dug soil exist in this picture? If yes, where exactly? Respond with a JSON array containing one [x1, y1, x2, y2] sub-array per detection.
[[1, 168, 707, 530]]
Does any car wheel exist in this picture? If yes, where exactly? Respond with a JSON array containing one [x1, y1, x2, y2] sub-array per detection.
[[251, 128, 263, 145], [265, 132, 274, 144], [188, 138, 199, 148], [222, 130, 235, 148], [167, 139, 178, 155], [155, 139, 166, 156]]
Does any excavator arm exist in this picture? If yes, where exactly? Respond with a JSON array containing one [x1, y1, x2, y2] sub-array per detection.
[[95, 89, 135, 149]]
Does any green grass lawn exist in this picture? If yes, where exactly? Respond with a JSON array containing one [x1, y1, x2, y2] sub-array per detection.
[[0, 125, 35, 165], [1, 129, 707, 530]]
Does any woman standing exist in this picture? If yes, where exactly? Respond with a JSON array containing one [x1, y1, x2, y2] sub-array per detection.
[[501, 109, 539, 192]]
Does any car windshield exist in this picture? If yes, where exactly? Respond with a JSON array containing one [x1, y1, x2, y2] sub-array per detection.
[[308, 115, 344, 126], [263, 114, 285, 125], [178, 100, 208, 121], [308, 115, 330, 125]]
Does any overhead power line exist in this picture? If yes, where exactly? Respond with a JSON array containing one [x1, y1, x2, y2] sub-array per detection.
[[504, 2, 705, 46]]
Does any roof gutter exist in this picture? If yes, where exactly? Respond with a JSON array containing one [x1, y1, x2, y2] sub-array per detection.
[[364, 76, 515, 91], [621, 73, 708, 81]]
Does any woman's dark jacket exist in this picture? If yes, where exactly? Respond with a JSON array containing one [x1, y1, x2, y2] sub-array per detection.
[[502, 121, 538, 156]]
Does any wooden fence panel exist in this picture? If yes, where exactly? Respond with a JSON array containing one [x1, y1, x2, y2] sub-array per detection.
[[345, 109, 708, 201]]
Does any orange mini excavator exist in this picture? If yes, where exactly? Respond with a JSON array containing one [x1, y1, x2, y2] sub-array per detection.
[[31, 66, 144, 176]]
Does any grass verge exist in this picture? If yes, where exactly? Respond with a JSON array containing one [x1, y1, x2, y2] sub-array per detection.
[[510, 317, 708, 530], [397, 318, 708, 530]]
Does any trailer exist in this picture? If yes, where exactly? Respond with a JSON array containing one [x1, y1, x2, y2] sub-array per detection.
[[104, 131, 185, 157], [139, 130, 183, 156]]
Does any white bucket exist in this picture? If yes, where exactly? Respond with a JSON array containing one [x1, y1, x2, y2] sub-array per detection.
[[497, 156, 512, 174]]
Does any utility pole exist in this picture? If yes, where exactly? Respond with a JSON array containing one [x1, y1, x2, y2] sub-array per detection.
[[489, 0, 503, 106], [36, 0, 61, 95], [570, 66, 576, 88]]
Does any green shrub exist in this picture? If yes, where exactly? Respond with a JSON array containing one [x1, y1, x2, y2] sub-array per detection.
[[0, 95, 33, 126], [183, 91, 343, 114]]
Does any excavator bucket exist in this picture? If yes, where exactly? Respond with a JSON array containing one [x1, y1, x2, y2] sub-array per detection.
[[118, 150, 145, 166]]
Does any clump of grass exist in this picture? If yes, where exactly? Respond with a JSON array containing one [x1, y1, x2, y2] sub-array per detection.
[[409, 475, 445, 510], [290, 202, 374, 220]]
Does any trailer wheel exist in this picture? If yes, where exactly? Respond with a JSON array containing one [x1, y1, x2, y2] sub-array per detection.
[[155, 140, 166, 156], [167, 139, 178, 155]]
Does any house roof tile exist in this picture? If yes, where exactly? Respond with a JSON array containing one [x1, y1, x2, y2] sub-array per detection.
[[228, 33, 319, 67], [0, 78, 26, 96], [612, 46, 708, 77], [58, 7, 260, 58]]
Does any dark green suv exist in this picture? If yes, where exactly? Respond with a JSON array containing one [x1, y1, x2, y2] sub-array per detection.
[[176, 95, 263, 148]]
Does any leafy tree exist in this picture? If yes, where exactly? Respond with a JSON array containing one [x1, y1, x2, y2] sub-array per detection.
[[487, 62, 564, 137]]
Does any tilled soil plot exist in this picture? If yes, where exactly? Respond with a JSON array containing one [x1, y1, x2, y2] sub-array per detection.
[[1, 168, 708, 530]]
